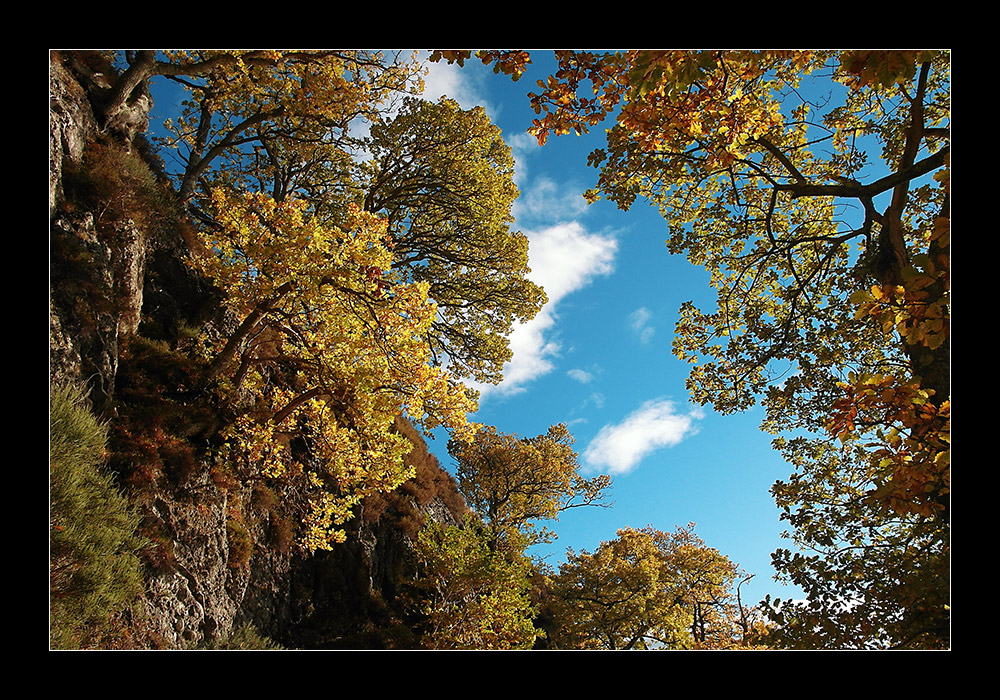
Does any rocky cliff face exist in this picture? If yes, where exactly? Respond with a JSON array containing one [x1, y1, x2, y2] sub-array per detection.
[[49, 51, 467, 649]]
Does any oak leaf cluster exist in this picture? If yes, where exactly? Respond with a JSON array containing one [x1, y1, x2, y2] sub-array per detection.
[[436, 49, 950, 649]]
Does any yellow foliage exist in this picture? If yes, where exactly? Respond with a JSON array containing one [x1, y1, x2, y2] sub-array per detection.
[[457, 49, 950, 649], [547, 525, 744, 650], [191, 189, 477, 550], [414, 519, 539, 649], [449, 423, 610, 546]]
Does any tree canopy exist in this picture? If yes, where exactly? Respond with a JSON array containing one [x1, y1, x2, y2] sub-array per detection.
[[411, 423, 612, 649], [361, 97, 546, 385], [111, 50, 422, 205], [191, 190, 477, 549], [544, 524, 748, 650], [63, 49, 949, 649], [413, 518, 539, 649], [434, 49, 950, 649], [132, 50, 546, 390], [96, 50, 550, 550], [449, 423, 611, 548]]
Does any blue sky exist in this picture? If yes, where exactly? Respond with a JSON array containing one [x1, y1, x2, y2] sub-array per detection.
[[418, 53, 803, 605], [147, 51, 806, 606]]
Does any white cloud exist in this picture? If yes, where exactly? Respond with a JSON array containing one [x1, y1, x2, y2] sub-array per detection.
[[421, 64, 474, 108], [486, 315, 561, 396], [630, 307, 656, 344], [583, 399, 703, 474], [513, 176, 589, 225], [478, 222, 617, 399], [567, 368, 594, 384], [507, 132, 540, 184], [418, 54, 499, 116], [526, 222, 617, 302]]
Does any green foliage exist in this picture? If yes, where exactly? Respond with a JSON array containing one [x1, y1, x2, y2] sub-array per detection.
[[202, 623, 285, 650], [413, 518, 539, 649], [472, 49, 950, 650], [50, 384, 147, 649], [362, 97, 547, 384], [449, 423, 610, 547], [545, 524, 742, 650]]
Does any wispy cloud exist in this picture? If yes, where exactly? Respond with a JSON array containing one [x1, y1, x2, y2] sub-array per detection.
[[418, 54, 493, 113], [513, 176, 589, 225], [629, 307, 656, 344], [567, 368, 594, 384], [583, 399, 703, 474], [480, 222, 617, 398], [507, 132, 540, 185]]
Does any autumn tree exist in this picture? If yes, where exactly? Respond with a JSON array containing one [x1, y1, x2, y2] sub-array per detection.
[[191, 189, 476, 550], [360, 97, 547, 385], [763, 439, 950, 649], [109, 50, 549, 552], [545, 524, 745, 650], [448, 423, 611, 548], [435, 50, 950, 649], [98, 50, 422, 206], [121, 49, 545, 397], [412, 518, 539, 649], [410, 423, 610, 648], [139, 51, 546, 389]]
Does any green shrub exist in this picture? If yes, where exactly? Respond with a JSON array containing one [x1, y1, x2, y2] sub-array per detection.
[[204, 623, 284, 650], [50, 383, 147, 649]]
